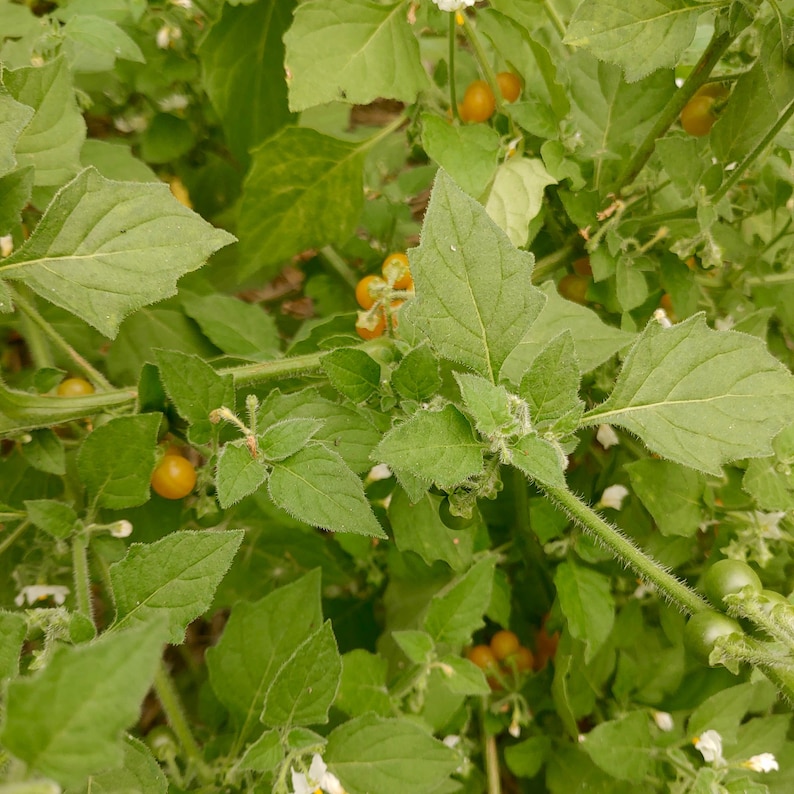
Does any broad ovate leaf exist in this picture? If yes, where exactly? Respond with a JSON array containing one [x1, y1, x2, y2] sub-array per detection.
[[404, 170, 544, 382], [0, 168, 236, 337], [284, 0, 429, 112], [565, 0, 700, 82], [583, 315, 794, 474]]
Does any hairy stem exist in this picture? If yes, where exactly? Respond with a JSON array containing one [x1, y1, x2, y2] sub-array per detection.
[[449, 12, 461, 121], [0, 520, 30, 557], [71, 531, 94, 621], [541, 483, 709, 615]]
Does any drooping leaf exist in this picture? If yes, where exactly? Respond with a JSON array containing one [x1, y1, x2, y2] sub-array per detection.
[[423, 556, 497, 646], [0, 621, 167, 786], [582, 315, 794, 475], [284, 0, 429, 112], [268, 444, 386, 537], [580, 711, 653, 782], [485, 157, 556, 248], [336, 649, 392, 718], [76, 414, 161, 509], [404, 171, 544, 382], [0, 168, 236, 337], [110, 529, 244, 643], [258, 418, 324, 462], [238, 127, 366, 278], [261, 620, 341, 728], [68, 736, 167, 794], [206, 570, 323, 736], [565, 0, 700, 82], [200, 0, 296, 165], [1, 57, 85, 200], [61, 14, 145, 73], [322, 348, 381, 403], [325, 714, 458, 794], [216, 442, 268, 507], [509, 433, 568, 488]]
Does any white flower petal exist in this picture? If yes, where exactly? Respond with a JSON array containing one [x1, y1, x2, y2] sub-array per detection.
[[694, 729, 723, 764], [599, 484, 629, 511], [596, 424, 620, 449], [742, 753, 778, 773]]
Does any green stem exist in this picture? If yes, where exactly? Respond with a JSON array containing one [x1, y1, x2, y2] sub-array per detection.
[[512, 469, 554, 603], [7, 285, 113, 390], [541, 483, 709, 615], [319, 245, 358, 290], [612, 27, 735, 195], [71, 531, 93, 621], [481, 702, 501, 794], [449, 12, 461, 121], [0, 520, 30, 557], [541, 0, 567, 40], [154, 661, 214, 781], [16, 287, 54, 369], [531, 241, 578, 283], [219, 351, 326, 388], [711, 97, 794, 204]]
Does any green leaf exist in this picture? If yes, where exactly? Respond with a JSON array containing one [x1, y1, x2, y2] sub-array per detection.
[[583, 315, 794, 475], [0, 167, 34, 233], [336, 649, 392, 718], [24, 499, 77, 539], [261, 620, 341, 727], [268, 444, 386, 537], [181, 292, 281, 362], [138, 114, 195, 165], [325, 714, 459, 794], [519, 331, 583, 430], [687, 682, 755, 745], [567, 52, 675, 192], [238, 729, 283, 773], [390, 344, 442, 402], [437, 655, 490, 695], [284, 0, 429, 112], [404, 171, 544, 382], [0, 611, 26, 680], [455, 372, 515, 437], [743, 423, 794, 511], [392, 630, 435, 664], [0, 168, 236, 337], [68, 736, 167, 794], [61, 14, 145, 73], [80, 139, 158, 183], [199, 0, 296, 165], [258, 388, 380, 474], [555, 560, 615, 662], [238, 127, 366, 278], [580, 711, 653, 782], [503, 282, 635, 380], [423, 556, 497, 645], [375, 404, 484, 489], [389, 488, 474, 571], [76, 414, 161, 509], [505, 736, 551, 779], [509, 433, 568, 488], [565, 0, 700, 82], [206, 570, 323, 731], [258, 418, 324, 462], [485, 157, 556, 248], [1, 58, 85, 200], [626, 459, 706, 537], [420, 114, 500, 199], [20, 428, 65, 475], [110, 529, 244, 643], [0, 621, 166, 787], [216, 442, 268, 508], [154, 349, 235, 446], [322, 348, 381, 403], [712, 27, 794, 165]]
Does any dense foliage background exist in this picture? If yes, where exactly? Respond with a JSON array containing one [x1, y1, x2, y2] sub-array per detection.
[[1, 0, 794, 792]]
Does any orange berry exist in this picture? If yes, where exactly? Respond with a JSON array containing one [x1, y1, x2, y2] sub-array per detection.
[[466, 644, 498, 671], [356, 311, 386, 340], [151, 454, 197, 500], [496, 72, 521, 103], [355, 275, 387, 310], [557, 273, 591, 304], [382, 252, 413, 290], [56, 377, 95, 397], [510, 646, 534, 673], [460, 80, 496, 123], [572, 256, 592, 276], [490, 630, 520, 661]]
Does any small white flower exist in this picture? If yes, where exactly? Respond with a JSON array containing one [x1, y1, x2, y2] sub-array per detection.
[[113, 114, 148, 134], [596, 424, 620, 449], [366, 463, 392, 483], [0, 234, 13, 258], [653, 308, 673, 328], [158, 93, 189, 112], [694, 730, 724, 764], [109, 520, 133, 538], [741, 753, 778, 773], [171, 0, 193, 8], [599, 484, 629, 511], [156, 24, 181, 49], [291, 754, 345, 794], [508, 720, 521, 738], [432, 0, 475, 11], [652, 710, 674, 732], [443, 735, 460, 749], [714, 315, 735, 331], [15, 585, 70, 607]]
